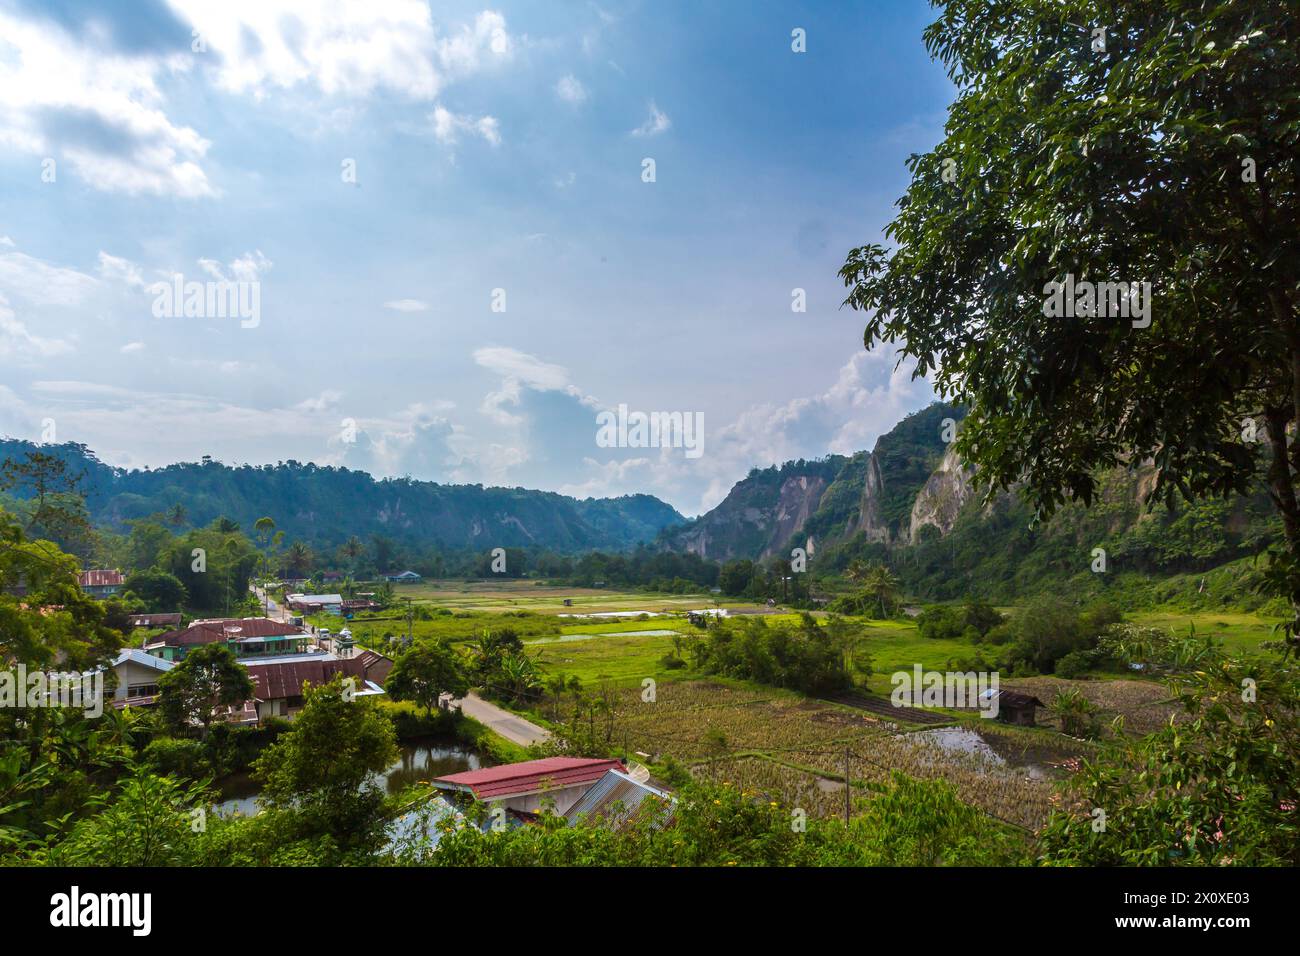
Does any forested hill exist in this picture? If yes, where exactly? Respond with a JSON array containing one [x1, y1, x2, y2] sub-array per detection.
[[0, 440, 684, 553], [654, 399, 1282, 604], [657, 402, 963, 561]]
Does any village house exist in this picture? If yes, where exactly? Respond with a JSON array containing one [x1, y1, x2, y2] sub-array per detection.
[[285, 592, 343, 613], [430, 757, 627, 816], [126, 612, 182, 630], [382, 570, 422, 583], [78, 569, 124, 600], [565, 770, 676, 830], [108, 649, 175, 707], [244, 656, 384, 721], [146, 617, 311, 662]]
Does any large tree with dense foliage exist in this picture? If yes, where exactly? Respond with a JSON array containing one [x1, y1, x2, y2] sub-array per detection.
[[157, 643, 254, 739], [841, 0, 1299, 633], [386, 640, 469, 715], [1040, 633, 1298, 865], [253, 677, 399, 850]]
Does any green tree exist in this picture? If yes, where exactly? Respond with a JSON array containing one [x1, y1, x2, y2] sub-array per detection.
[[1048, 688, 1100, 738], [123, 569, 187, 612], [841, 0, 1300, 637], [861, 562, 900, 618], [252, 677, 399, 849], [386, 640, 469, 715], [253, 516, 276, 545], [1041, 634, 1299, 865], [157, 643, 254, 739], [38, 768, 210, 866], [284, 541, 313, 578]]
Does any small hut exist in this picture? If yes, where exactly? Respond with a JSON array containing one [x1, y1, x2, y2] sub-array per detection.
[[981, 689, 1045, 726]]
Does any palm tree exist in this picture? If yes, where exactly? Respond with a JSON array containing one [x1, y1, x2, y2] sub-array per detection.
[[845, 559, 869, 585], [340, 535, 364, 566], [253, 516, 275, 546], [166, 502, 187, 528], [285, 541, 313, 578], [862, 562, 900, 618]]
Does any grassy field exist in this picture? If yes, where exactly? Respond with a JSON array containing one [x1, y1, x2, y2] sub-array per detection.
[[375, 579, 744, 615], [1126, 609, 1283, 653], [552, 679, 1087, 831]]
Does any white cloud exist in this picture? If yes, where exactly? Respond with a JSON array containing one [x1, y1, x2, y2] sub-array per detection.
[[98, 252, 149, 291], [431, 105, 501, 146], [0, 245, 98, 306], [631, 100, 670, 136], [193, 250, 272, 284], [474, 346, 570, 390], [120, 341, 145, 354], [169, 3, 513, 101], [555, 74, 587, 104], [384, 298, 429, 313], [0, 294, 72, 362], [0, 10, 213, 198]]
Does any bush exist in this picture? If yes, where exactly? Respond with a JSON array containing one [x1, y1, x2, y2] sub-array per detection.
[[1053, 650, 1093, 679], [373, 699, 459, 739], [142, 737, 210, 780]]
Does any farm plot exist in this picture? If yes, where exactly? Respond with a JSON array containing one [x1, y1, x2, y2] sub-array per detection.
[[563, 680, 1075, 832], [1002, 676, 1180, 736]]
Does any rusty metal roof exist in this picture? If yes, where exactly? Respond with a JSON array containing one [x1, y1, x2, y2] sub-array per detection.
[[158, 617, 304, 646], [78, 569, 124, 587]]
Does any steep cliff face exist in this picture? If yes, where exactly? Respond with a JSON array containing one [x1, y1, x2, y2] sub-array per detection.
[[909, 446, 975, 541], [663, 459, 844, 560], [851, 452, 890, 543], [763, 474, 830, 557], [658, 403, 964, 562]]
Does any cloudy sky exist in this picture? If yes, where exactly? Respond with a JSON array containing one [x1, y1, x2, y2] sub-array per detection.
[[0, 0, 950, 515]]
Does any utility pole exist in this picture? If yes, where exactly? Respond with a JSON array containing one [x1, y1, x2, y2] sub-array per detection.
[[843, 745, 851, 827]]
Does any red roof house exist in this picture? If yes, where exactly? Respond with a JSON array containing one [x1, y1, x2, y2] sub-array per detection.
[[148, 617, 308, 660], [431, 757, 625, 815]]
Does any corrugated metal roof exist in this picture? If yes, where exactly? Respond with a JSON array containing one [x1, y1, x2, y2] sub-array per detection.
[[565, 770, 676, 830], [78, 569, 124, 587], [159, 617, 305, 646], [245, 657, 373, 700], [111, 649, 175, 673], [127, 612, 182, 627], [432, 757, 623, 801]]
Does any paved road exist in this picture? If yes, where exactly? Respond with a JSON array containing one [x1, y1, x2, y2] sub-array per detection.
[[449, 692, 551, 747], [251, 585, 293, 623]]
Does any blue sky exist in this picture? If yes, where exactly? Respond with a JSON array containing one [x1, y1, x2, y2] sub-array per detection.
[[0, 0, 950, 515]]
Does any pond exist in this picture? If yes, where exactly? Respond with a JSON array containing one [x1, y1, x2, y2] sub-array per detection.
[[213, 736, 489, 817], [913, 726, 1061, 781]]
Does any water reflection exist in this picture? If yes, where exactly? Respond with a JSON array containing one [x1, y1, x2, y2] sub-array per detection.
[[214, 737, 488, 817]]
